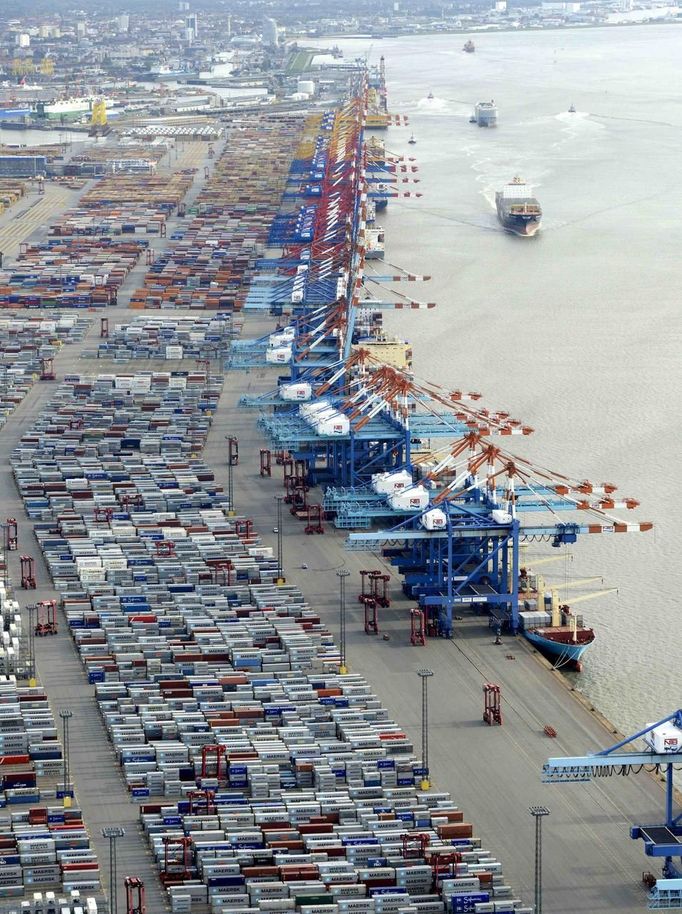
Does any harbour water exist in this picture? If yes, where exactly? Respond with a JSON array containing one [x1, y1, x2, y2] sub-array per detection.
[[338, 26, 682, 736]]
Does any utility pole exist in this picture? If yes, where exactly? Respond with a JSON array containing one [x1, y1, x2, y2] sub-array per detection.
[[336, 569, 350, 674], [225, 436, 237, 516], [27, 603, 36, 687], [59, 709, 73, 807], [102, 826, 125, 914], [417, 669, 434, 790], [275, 495, 284, 584], [529, 805, 550, 914]]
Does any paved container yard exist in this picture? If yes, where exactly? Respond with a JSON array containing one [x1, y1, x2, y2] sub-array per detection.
[[204, 362, 668, 914], [0, 135, 669, 914]]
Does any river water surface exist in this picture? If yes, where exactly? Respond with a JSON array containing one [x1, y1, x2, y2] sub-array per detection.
[[336, 26, 681, 735]]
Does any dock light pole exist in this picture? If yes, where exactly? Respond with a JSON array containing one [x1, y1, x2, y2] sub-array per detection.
[[27, 603, 36, 687], [275, 495, 285, 584], [417, 669, 434, 791], [102, 826, 125, 914], [225, 436, 238, 516], [336, 569, 350, 675], [59, 709, 73, 807], [529, 805, 550, 914]]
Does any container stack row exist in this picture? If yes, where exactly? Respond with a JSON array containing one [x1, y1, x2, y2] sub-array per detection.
[[66, 142, 170, 177], [0, 679, 101, 901], [8, 371, 528, 914], [48, 172, 195, 239], [0, 240, 147, 309], [11, 371, 221, 522], [83, 315, 242, 361], [129, 115, 305, 310], [0, 582, 23, 679], [0, 315, 90, 431], [0, 181, 26, 216], [122, 125, 222, 140], [0, 892, 99, 914]]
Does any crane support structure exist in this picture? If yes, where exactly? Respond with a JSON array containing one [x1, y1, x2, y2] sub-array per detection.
[[543, 710, 682, 906]]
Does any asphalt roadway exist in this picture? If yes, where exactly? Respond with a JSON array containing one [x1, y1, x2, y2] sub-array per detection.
[[0, 141, 669, 913]]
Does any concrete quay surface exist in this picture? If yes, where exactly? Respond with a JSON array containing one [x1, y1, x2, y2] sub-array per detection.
[[0, 138, 224, 911], [203, 356, 665, 914], [0, 137, 666, 913]]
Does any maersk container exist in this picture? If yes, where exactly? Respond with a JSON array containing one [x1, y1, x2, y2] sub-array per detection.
[[388, 486, 429, 511]]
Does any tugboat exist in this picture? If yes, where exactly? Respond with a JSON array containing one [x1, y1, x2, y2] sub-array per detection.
[[568, 103, 576, 113], [408, 133, 416, 145], [463, 40, 475, 53], [495, 177, 542, 237]]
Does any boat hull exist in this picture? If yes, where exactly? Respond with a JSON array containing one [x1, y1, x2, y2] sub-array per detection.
[[500, 218, 541, 237], [495, 194, 541, 237], [523, 627, 594, 670]]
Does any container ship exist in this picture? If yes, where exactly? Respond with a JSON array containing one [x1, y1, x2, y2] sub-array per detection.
[[495, 177, 541, 236], [517, 569, 598, 670], [471, 100, 497, 127]]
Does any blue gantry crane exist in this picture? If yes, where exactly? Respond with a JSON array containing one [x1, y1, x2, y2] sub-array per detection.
[[344, 431, 649, 637], [225, 63, 652, 652], [543, 711, 682, 908]]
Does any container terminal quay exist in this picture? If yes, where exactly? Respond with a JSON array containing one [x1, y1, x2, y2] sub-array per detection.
[[0, 55, 679, 914]]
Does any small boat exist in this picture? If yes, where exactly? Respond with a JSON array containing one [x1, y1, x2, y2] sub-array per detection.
[[427, 91, 434, 100], [568, 103, 576, 113], [408, 134, 416, 145], [463, 40, 475, 53]]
